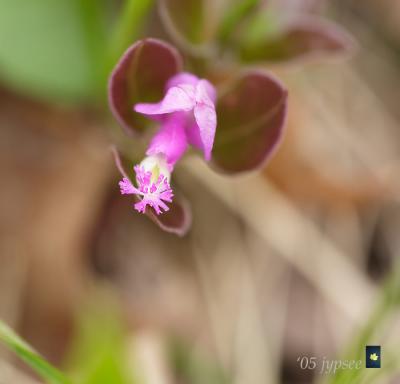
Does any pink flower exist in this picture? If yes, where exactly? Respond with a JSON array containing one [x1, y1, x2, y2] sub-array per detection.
[[119, 155, 174, 215], [110, 39, 288, 232], [118, 72, 217, 216], [134, 72, 217, 161]]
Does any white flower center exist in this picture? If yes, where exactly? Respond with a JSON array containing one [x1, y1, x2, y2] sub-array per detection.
[[139, 154, 171, 183]]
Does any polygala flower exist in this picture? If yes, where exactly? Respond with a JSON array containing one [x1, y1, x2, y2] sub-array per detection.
[[109, 38, 289, 234], [119, 72, 217, 215], [119, 155, 174, 215], [135, 72, 217, 161]]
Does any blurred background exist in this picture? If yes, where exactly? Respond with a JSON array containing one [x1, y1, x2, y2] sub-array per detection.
[[1, 0, 400, 383]]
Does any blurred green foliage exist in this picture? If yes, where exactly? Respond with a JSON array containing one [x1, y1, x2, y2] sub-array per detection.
[[217, 0, 261, 44], [0, 0, 154, 104], [0, 319, 72, 384], [168, 337, 230, 384], [0, 0, 350, 105], [160, 0, 206, 45], [238, 10, 281, 49], [0, 0, 97, 102], [328, 261, 400, 384], [65, 297, 133, 384]]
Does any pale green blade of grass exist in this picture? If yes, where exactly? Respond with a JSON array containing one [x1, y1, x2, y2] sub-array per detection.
[[0, 320, 72, 384]]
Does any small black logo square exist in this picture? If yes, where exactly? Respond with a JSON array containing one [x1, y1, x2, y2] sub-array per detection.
[[366, 346, 381, 368]]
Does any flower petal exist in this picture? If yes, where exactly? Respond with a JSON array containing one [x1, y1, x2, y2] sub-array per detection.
[[146, 113, 189, 166], [134, 84, 196, 115], [199, 79, 217, 103], [119, 177, 138, 194], [133, 165, 174, 215], [193, 106, 217, 161], [185, 118, 203, 151], [193, 80, 217, 161], [166, 72, 199, 89]]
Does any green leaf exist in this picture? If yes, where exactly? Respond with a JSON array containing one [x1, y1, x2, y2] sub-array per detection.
[[0, 320, 72, 384], [0, 0, 101, 102]]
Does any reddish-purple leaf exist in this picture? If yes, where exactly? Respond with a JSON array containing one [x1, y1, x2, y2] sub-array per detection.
[[240, 16, 356, 63], [212, 71, 288, 173], [108, 38, 182, 136], [112, 147, 192, 236]]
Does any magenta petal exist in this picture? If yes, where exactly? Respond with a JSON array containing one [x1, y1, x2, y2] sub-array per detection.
[[119, 177, 138, 195], [133, 164, 174, 215], [166, 73, 216, 101], [200, 79, 217, 103], [146, 114, 189, 166], [193, 105, 216, 161], [134, 85, 196, 115], [185, 118, 203, 151], [166, 72, 199, 89], [193, 80, 217, 161]]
